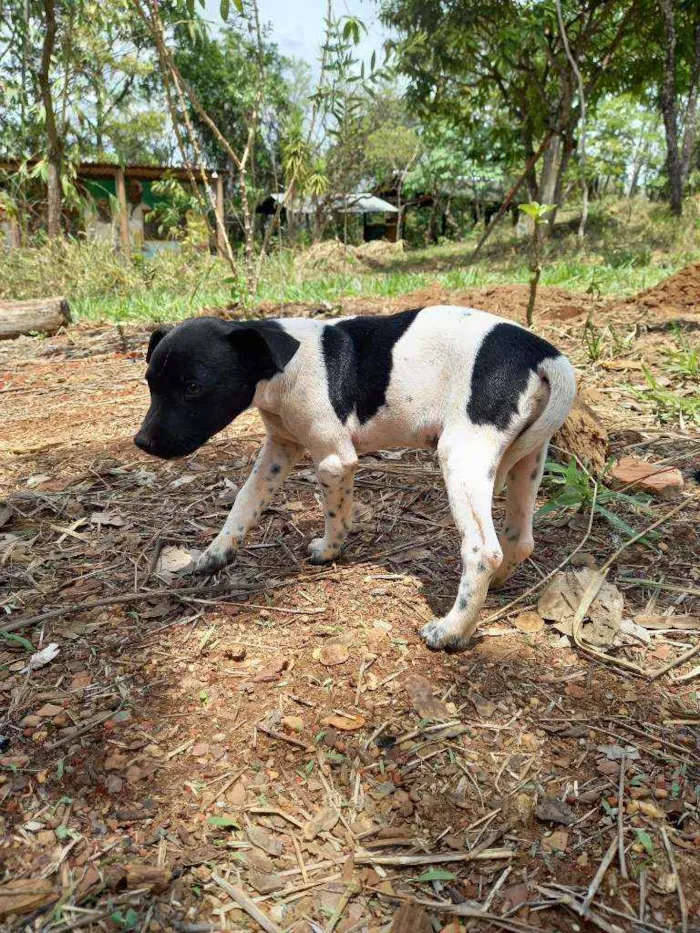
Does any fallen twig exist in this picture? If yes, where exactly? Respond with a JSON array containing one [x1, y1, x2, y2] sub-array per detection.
[[650, 641, 700, 681], [211, 873, 282, 933], [660, 827, 688, 933]]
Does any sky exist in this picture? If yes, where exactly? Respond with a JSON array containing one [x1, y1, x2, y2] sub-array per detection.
[[203, 0, 391, 72]]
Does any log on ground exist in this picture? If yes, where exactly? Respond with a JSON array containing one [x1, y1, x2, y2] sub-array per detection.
[[0, 297, 72, 340], [552, 393, 608, 476]]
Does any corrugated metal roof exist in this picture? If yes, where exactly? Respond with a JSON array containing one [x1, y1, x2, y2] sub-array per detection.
[[268, 192, 398, 214]]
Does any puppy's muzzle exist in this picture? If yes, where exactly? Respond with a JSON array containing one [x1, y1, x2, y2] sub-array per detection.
[[134, 431, 154, 454]]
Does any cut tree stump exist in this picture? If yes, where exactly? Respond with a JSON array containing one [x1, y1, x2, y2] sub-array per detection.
[[0, 297, 72, 340], [552, 393, 608, 476]]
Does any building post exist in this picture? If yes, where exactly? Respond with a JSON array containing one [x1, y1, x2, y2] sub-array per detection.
[[214, 172, 226, 257], [115, 166, 131, 254]]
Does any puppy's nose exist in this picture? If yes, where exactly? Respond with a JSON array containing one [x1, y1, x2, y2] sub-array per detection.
[[134, 431, 152, 452]]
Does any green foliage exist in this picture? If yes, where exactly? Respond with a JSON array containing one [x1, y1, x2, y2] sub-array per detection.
[[519, 202, 554, 224], [636, 367, 700, 427], [539, 458, 658, 548], [415, 868, 457, 883], [663, 326, 700, 380]]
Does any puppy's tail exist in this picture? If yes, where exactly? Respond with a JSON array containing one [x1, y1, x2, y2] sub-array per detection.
[[496, 353, 577, 491]]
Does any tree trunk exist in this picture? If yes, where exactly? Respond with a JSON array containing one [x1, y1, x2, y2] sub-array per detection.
[[680, 12, 700, 190], [538, 134, 561, 206], [37, 0, 62, 238], [658, 0, 683, 216], [0, 297, 72, 340]]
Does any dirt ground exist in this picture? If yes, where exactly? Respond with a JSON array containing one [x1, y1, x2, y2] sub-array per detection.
[[1, 265, 699, 933]]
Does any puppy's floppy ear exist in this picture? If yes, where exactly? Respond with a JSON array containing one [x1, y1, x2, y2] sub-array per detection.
[[228, 321, 300, 375], [146, 325, 172, 363]]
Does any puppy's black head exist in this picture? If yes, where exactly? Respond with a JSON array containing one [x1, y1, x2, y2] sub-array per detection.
[[134, 316, 299, 460]]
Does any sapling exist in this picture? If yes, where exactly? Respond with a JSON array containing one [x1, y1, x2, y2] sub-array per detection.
[[518, 201, 554, 327]]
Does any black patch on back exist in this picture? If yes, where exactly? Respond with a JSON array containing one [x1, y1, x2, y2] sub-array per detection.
[[322, 309, 421, 423], [467, 323, 561, 431]]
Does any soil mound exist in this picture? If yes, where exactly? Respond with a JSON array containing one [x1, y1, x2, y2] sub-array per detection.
[[626, 261, 700, 315]]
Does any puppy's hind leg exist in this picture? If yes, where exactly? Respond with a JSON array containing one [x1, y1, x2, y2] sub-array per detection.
[[192, 435, 302, 575], [420, 430, 502, 652], [308, 447, 358, 564], [491, 442, 548, 588]]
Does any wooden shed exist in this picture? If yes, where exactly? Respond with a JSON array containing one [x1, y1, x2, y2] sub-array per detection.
[[0, 160, 228, 254]]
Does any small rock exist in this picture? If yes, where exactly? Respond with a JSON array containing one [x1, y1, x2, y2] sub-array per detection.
[[36, 703, 63, 718], [192, 743, 210, 757], [281, 716, 303, 734], [542, 829, 569, 853], [513, 611, 545, 634], [316, 642, 350, 666], [20, 715, 42, 729], [404, 673, 451, 719], [105, 752, 127, 771], [253, 656, 289, 682], [105, 775, 123, 795], [321, 713, 365, 732], [535, 795, 575, 826], [225, 644, 246, 661], [611, 456, 684, 500], [125, 766, 142, 784]]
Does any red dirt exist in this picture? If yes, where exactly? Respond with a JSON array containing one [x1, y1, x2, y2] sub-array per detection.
[[0, 271, 699, 932]]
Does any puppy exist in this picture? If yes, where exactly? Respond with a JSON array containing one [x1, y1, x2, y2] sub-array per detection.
[[135, 306, 576, 651]]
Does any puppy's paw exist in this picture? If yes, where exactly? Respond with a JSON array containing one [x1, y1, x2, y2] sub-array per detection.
[[190, 543, 237, 576], [307, 537, 341, 565], [419, 618, 470, 653]]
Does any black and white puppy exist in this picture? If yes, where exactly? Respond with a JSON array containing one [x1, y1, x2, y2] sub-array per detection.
[[135, 307, 576, 651]]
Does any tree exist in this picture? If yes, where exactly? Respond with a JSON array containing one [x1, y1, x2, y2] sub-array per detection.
[[655, 0, 700, 214], [173, 24, 295, 205], [363, 90, 422, 239], [0, 0, 170, 237], [380, 0, 640, 227]]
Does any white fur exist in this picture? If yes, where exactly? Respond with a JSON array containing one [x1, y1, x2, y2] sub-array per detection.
[[193, 306, 576, 650]]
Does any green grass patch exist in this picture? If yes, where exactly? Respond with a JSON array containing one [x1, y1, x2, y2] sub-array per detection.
[[3, 197, 700, 323]]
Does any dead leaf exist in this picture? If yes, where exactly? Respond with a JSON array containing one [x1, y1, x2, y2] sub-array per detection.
[[22, 643, 60, 673], [156, 545, 194, 576], [538, 568, 623, 647], [303, 806, 340, 841], [597, 744, 639, 761], [404, 674, 450, 720], [253, 656, 289, 682], [513, 611, 545, 634], [535, 795, 575, 825], [469, 691, 495, 718], [246, 869, 283, 894], [0, 879, 57, 916], [388, 547, 432, 565], [125, 865, 171, 893], [321, 713, 366, 732], [390, 903, 431, 933], [247, 824, 283, 856], [90, 511, 126, 527]]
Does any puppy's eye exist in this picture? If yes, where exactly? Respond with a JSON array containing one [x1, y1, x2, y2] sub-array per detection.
[[184, 381, 201, 397]]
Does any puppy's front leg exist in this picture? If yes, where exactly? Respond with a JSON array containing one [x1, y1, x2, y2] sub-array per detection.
[[192, 436, 302, 575], [307, 450, 358, 564]]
